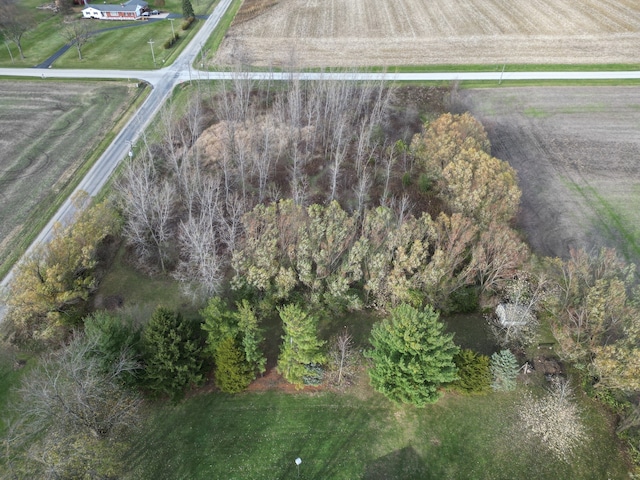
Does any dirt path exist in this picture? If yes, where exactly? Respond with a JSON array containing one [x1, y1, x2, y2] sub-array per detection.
[[457, 86, 640, 262]]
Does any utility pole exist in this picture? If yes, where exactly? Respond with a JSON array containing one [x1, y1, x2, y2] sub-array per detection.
[[148, 38, 156, 67], [169, 18, 175, 38], [499, 62, 506, 85]]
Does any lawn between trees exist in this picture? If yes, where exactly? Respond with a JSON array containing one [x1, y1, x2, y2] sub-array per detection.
[[123, 387, 627, 480]]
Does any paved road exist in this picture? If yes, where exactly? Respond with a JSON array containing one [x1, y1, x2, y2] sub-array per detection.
[[0, 0, 232, 311], [0, 0, 639, 314], [3, 66, 640, 84]]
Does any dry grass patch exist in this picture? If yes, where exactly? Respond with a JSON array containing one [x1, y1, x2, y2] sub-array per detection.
[[232, 0, 279, 26]]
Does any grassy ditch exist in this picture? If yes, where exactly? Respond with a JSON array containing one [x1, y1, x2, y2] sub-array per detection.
[[569, 183, 640, 263], [204, 0, 243, 62]]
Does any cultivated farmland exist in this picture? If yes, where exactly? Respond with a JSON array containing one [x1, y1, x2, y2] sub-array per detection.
[[0, 81, 139, 278], [216, 0, 640, 67], [458, 86, 640, 262]]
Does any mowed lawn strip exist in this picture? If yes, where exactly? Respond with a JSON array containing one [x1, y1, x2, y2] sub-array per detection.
[[55, 20, 181, 70], [0, 80, 140, 279], [123, 387, 628, 479], [0, 8, 63, 67]]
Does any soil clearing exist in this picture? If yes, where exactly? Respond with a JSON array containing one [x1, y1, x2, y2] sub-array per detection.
[[457, 86, 640, 263], [0, 81, 137, 276], [216, 0, 640, 67]]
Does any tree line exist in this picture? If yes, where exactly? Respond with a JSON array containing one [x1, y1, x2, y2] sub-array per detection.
[[4, 78, 640, 473]]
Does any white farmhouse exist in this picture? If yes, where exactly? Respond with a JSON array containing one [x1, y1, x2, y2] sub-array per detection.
[[82, 0, 148, 20]]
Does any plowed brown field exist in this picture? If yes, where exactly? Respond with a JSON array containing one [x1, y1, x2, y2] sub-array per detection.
[[0, 81, 136, 276], [458, 86, 640, 262], [216, 0, 640, 67]]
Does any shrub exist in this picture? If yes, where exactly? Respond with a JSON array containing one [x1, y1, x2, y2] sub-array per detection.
[[490, 349, 519, 391], [163, 33, 180, 49], [452, 349, 491, 394], [84, 311, 142, 386], [302, 363, 324, 386], [181, 16, 195, 30], [449, 286, 479, 313], [214, 336, 254, 393], [401, 171, 412, 187], [418, 173, 432, 192]]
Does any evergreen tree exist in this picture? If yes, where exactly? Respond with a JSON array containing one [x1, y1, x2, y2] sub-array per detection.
[[236, 300, 267, 376], [142, 307, 203, 400], [452, 349, 491, 394], [214, 336, 254, 393], [182, 0, 194, 18], [201, 297, 266, 390], [367, 303, 458, 406], [490, 349, 519, 391], [277, 304, 326, 388], [84, 311, 141, 386], [201, 297, 238, 358]]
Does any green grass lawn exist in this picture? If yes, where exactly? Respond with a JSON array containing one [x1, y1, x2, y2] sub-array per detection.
[[123, 384, 629, 479], [0, 13, 65, 67], [55, 19, 193, 69], [1, 0, 217, 69], [96, 244, 198, 315], [0, 349, 32, 437]]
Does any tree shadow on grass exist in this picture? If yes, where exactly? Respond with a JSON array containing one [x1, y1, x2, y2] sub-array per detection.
[[363, 446, 427, 480]]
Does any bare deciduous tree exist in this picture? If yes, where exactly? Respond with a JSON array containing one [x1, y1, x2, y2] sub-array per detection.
[[59, 19, 93, 61], [0, 0, 34, 59], [326, 329, 359, 387], [518, 378, 587, 461], [173, 178, 225, 300], [117, 156, 176, 272], [16, 334, 141, 441]]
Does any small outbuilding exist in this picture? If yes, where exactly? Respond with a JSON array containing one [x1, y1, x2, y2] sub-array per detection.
[[82, 0, 148, 20], [495, 303, 535, 327]]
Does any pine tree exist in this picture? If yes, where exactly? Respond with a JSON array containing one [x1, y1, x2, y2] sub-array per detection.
[[214, 336, 254, 393], [277, 304, 326, 388], [201, 297, 238, 358], [236, 300, 266, 376], [490, 349, 519, 391], [182, 0, 194, 18], [142, 307, 203, 400], [452, 349, 491, 394], [366, 303, 459, 406]]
